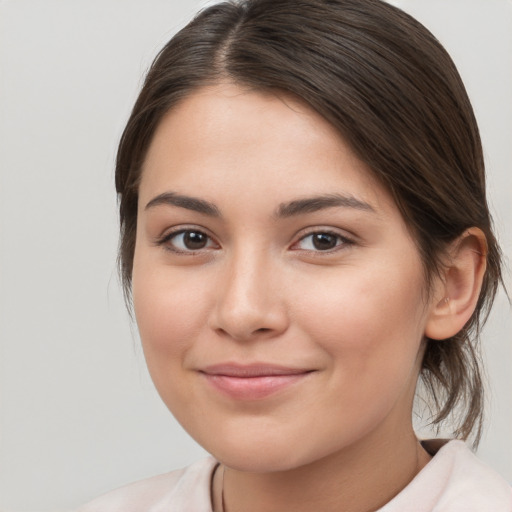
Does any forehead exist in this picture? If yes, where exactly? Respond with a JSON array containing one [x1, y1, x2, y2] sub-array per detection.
[[139, 83, 392, 216]]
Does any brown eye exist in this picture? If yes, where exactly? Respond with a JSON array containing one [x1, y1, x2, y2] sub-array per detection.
[[293, 231, 353, 252], [311, 233, 338, 250], [183, 231, 208, 250], [161, 229, 217, 253]]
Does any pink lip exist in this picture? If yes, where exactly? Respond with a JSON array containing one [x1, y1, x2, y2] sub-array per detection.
[[199, 364, 313, 400]]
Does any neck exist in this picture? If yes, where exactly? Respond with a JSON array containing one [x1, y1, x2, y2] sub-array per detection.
[[213, 425, 431, 512]]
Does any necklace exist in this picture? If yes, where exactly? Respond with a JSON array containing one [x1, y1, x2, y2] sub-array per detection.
[[213, 463, 226, 512], [221, 464, 226, 512]]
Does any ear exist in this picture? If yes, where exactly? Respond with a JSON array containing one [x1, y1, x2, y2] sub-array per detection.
[[424, 228, 487, 340]]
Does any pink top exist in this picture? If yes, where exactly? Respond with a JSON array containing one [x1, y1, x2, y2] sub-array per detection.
[[77, 440, 512, 511]]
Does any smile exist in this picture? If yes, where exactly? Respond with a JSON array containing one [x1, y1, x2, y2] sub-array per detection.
[[199, 364, 314, 400]]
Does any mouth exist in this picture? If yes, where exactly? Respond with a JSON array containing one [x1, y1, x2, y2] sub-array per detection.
[[199, 363, 315, 400]]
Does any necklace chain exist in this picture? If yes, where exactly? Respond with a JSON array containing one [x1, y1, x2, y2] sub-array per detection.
[[214, 463, 225, 512], [221, 464, 226, 512]]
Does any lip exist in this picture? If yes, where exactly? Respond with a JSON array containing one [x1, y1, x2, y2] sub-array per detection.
[[199, 363, 314, 400]]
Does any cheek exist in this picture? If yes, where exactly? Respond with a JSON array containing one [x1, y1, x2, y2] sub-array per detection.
[[291, 258, 427, 379], [132, 259, 212, 371], [292, 265, 427, 441], [131, 265, 217, 422]]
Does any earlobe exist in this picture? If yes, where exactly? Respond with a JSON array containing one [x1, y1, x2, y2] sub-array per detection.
[[424, 228, 487, 340]]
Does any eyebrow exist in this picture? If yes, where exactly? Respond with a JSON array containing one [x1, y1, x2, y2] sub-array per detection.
[[145, 192, 221, 217], [275, 193, 376, 218], [144, 191, 375, 218]]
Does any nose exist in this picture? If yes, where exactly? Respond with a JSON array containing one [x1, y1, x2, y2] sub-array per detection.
[[208, 250, 289, 342]]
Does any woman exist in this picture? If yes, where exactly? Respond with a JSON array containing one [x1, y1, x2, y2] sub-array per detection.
[[78, 0, 511, 510]]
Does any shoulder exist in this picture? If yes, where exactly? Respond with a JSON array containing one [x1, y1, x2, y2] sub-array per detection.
[[381, 440, 512, 512], [76, 457, 218, 512], [434, 440, 512, 510]]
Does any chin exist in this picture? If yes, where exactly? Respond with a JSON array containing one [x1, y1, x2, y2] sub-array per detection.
[[194, 424, 341, 474], [215, 445, 311, 473]]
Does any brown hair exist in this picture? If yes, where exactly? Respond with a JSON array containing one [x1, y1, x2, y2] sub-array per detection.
[[115, 0, 503, 445]]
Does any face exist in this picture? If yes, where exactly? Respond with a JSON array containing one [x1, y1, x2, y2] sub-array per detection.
[[133, 83, 436, 472]]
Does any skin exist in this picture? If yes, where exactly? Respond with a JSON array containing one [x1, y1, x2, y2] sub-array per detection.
[[132, 83, 482, 511]]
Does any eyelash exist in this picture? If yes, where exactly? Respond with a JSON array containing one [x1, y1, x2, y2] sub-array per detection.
[[155, 228, 355, 255], [292, 230, 355, 253], [155, 228, 218, 255]]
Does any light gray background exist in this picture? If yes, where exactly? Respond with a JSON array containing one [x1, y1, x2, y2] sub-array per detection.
[[0, 1, 510, 511]]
